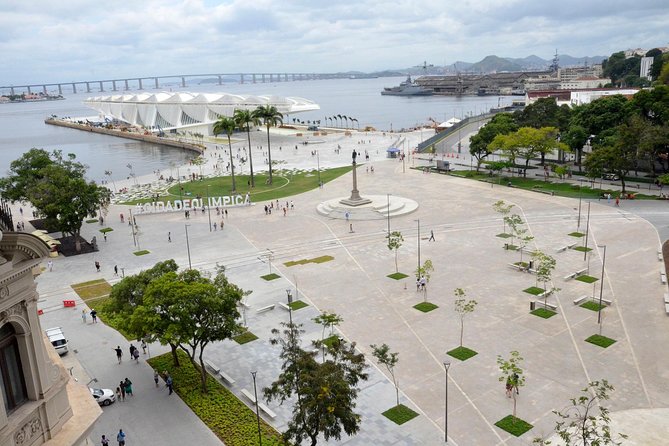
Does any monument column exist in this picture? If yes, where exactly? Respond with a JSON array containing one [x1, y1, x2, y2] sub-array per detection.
[[339, 150, 371, 206]]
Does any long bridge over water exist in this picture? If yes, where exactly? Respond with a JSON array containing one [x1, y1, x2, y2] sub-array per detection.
[[0, 72, 347, 96]]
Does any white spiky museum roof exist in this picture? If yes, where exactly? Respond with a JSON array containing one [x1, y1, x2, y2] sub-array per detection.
[[83, 92, 320, 130]]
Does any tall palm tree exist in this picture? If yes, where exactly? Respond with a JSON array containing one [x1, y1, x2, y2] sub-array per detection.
[[212, 116, 237, 192], [252, 105, 283, 185], [336, 114, 342, 128], [342, 115, 349, 129], [233, 109, 260, 187]]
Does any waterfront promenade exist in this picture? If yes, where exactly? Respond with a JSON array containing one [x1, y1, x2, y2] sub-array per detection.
[[20, 126, 669, 445]]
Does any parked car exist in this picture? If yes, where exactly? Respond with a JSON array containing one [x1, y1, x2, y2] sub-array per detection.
[[602, 173, 619, 181], [307, 125, 319, 131], [45, 327, 69, 355], [90, 387, 116, 406]]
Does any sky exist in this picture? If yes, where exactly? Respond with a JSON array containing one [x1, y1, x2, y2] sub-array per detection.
[[1, 0, 668, 85]]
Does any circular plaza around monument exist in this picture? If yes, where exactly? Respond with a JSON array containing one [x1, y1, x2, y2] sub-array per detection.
[[316, 194, 418, 220]]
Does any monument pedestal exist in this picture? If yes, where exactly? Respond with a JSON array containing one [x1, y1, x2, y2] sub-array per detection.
[[339, 161, 371, 206]]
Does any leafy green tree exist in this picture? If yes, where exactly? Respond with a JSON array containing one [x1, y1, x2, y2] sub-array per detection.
[[562, 125, 589, 170], [0, 148, 111, 251], [533, 380, 627, 446], [415, 259, 434, 301], [253, 105, 284, 184], [532, 251, 558, 309], [571, 95, 632, 138], [628, 85, 669, 126], [265, 323, 368, 446], [504, 214, 524, 248], [516, 227, 534, 263], [469, 113, 518, 170], [497, 351, 525, 419], [386, 231, 404, 273], [602, 51, 642, 86], [313, 312, 344, 359], [212, 116, 238, 192], [492, 200, 514, 234], [370, 343, 401, 406], [233, 108, 261, 187], [491, 127, 567, 174], [584, 143, 636, 193], [514, 98, 571, 131], [659, 59, 669, 86], [454, 288, 477, 347]]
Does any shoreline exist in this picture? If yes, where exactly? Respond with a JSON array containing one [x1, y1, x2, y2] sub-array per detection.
[[44, 118, 204, 155]]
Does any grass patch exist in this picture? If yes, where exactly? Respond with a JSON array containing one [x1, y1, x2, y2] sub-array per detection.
[[97, 296, 134, 340], [387, 272, 409, 280], [531, 308, 557, 319], [514, 261, 529, 268], [233, 330, 259, 345], [382, 404, 419, 425], [568, 231, 585, 237], [496, 233, 513, 238], [147, 351, 284, 446], [523, 286, 545, 296], [321, 334, 341, 349], [573, 246, 593, 252], [447, 346, 478, 361], [504, 244, 519, 251], [289, 300, 309, 310], [576, 274, 599, 284], [285, 255, 334, 267], [495, 415, 533, 437], [580, 300, 604, 312], [133, 250, 150, 256], [261, 273, 280, 281], [413, 302, 439, 313], [85, 218, 98, 223], [99, 227, 114, 234], [585, 334, 616, 348], [71, 279, 112, 301]]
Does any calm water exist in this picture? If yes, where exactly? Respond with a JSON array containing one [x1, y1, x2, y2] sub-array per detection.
[[0, 77, 512, 181]]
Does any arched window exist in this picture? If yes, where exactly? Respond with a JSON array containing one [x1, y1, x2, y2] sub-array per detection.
[[0, 323, 27, 413]]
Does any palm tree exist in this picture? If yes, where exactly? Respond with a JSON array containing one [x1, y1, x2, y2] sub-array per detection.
[[252, 105, 283, 185], [212, 116, 237, 192], [233, 109, 260, 187], [342, 115, 349, 129], [336, 114, 342, 128]]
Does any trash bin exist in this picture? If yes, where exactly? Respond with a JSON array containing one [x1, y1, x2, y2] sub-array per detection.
[[530, 301, 536, 311]]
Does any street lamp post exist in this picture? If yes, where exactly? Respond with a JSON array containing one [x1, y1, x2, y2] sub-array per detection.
[[583, 202, 591, 263], [206, 185, 212, 232], [316, 150, 321, 187], [251, 371, 262, 446], [416, 219, 421, 272], [184, 224, 192, 270], [597, 245, 607, 331], [443, 360, 451, 443], [387, 194, 391, 237], [286, 289, 293, 325]]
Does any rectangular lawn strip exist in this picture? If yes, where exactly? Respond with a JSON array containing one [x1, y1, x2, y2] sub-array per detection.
[[580, 301, 605, 312], [531, 308, 557, 319], [312, 255, 334, 264], [496, 233, 512, 238], [382, 404, 419, 425], [514, 261, 529, 268], [387, 272, 409, 280], [133, 250, 150, 256], [523, 287, 545, 296], [322, 334, 341, 349], [504, 244, 519, 251], [99, 227, 114, 234], [495, 415, 533, 437], [233, 329, 259, 345], [576, 275, 599, 284], [568, 232, 585, 237], [85, 219, 98, 223], [573, 246, 593, 252], [585, 334, 617, 348], [71, 279, 112, 300], [261, 273, 280, 281], [285, 255, 334, 267], [413, 302, 439, 313], [147, 351, 285, 446], [288, 300, 309, 311], [447, 346, 478, 361]]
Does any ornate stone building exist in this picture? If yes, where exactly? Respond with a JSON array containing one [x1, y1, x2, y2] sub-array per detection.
[[0, 230, 99, 446]]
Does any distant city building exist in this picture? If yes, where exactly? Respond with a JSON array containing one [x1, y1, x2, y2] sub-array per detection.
[[84, 92, 320, 135], [558, 64, 603, 81], [559, 76, 611, 90], [625, 48, 647, 58], [525, 88, 640, 106], [640, 56, 654, 80]]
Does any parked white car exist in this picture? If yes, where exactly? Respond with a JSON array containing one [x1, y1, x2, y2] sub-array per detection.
[[89, 388, 116, 406]]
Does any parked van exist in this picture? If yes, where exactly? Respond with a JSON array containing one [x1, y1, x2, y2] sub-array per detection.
[[45, 327, 68, 355]]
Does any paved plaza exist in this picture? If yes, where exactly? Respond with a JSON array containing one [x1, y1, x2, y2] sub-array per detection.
[[27, 127, 669, 445]]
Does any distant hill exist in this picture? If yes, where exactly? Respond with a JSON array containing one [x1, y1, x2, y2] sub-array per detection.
[[468, 55, 523, 73]]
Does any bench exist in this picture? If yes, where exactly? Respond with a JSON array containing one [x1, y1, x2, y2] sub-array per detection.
[[537, 289, 553, 299], [508, 263, 526, 272], [575, 268, 587, 275], [664, 293, 669, 304], [241, 389, 277, 418], [564, 268, 589, 281], [204, 360, 236, 385], [277, 301, 291, 311], [573, 295, 590, 305], [534, 300, 558, 311], [240, 301, 251, 309], [661, 273, 667, 285], [256, 304, 275, 313], [564, 272, 578, 281]]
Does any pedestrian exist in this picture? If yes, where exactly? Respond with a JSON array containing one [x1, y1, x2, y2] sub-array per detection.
[[132, 348, 140, 363], [512, 372, 520, 395], [154, 370, 160, 387], [615, 196, 620, 207], [90, 309, 97, 323], [290, 200, 294, 210], [103, 233, 107, 242], [114, 265, 118, 276], [416, 277, 420, 291], [117, 429, 126, 446], [101, 434, 109, 446], [120, 213, 124, 223], [166, 374, 173, 395], [283, 207, 287, 216], [220, 220, 224, 230], [213, 222, 217, 231], [224, 209, 228, 218], [141, 339, 147, 354], [95, 261, 100, 272], [129, 344, 136, 358], [119, 382, 126, 401], [47, 260, 53, 271], [82, 309, 87, 324], [116, 387, 122, 401], [124, 378, 133, 397], [420, 276, 426, 291], [349, 223, 354, 233], [345, 211, 350, 221], [114, 346, 123, 363], [428, 230, 435, 242], [168, 231, 171, 242]]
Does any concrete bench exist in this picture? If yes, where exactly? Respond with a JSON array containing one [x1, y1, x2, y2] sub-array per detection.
[[666, 303, 669, 315], [575, 268, 587, 275], [241, 389, 277, 418], [534, 300, 558, 311], [661, 273, 667, 285], [508, 263, 526, 272], [573, 295, 590, 305], [240, 301, 251, 309], [256, 304, 275, 313], [537, 289, 553, 299], [664, 293, 669, 304], [204, 360, 236, 385], [277, 301, 291, 311], [564, 272, 578, 281], [556, 245, 569, 253]]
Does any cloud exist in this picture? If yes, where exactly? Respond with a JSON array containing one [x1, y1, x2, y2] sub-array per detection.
[[1, 0, 668, 85]]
